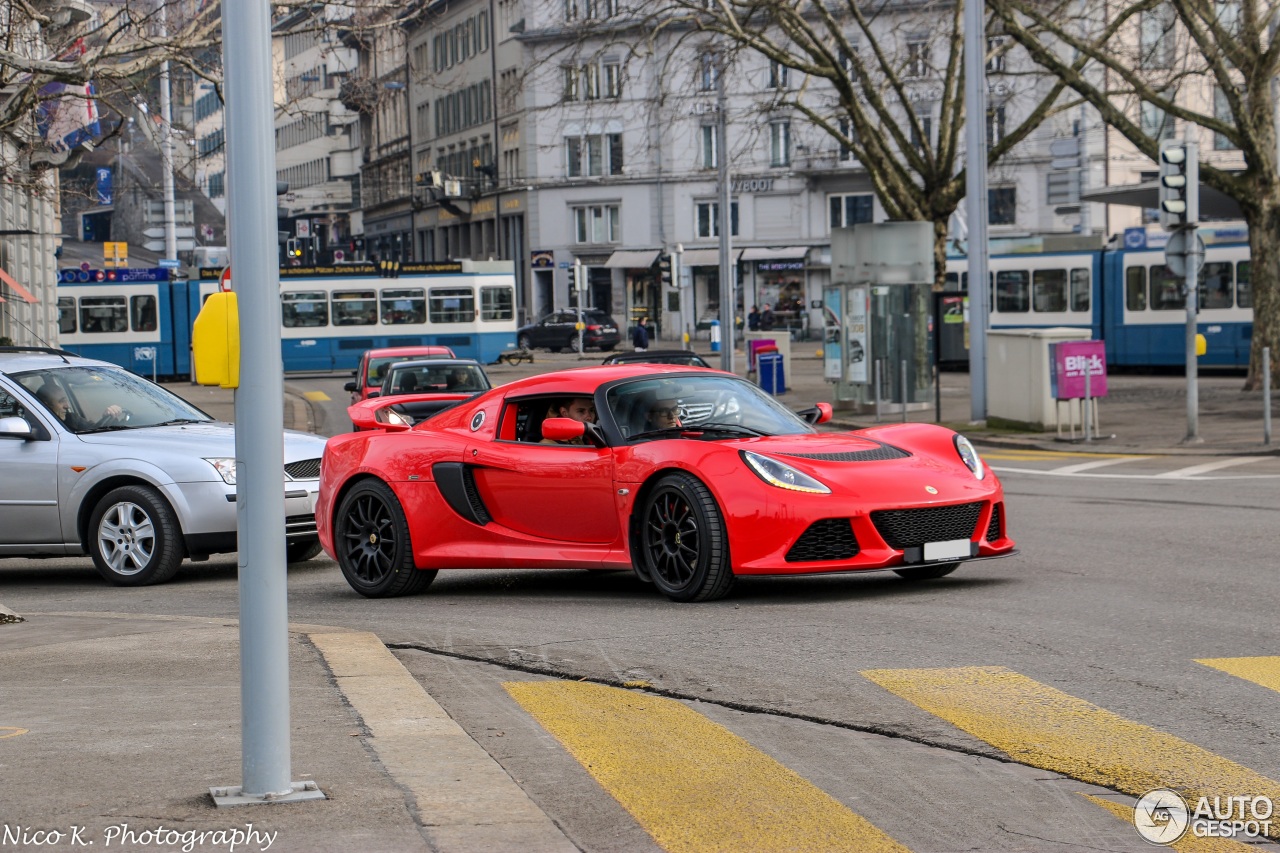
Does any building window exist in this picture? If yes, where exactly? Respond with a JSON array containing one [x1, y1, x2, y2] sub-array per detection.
[[603, 61, 623, 98], [906, 40, 930, 78], [910, 115, 933, 153], [769, 120, 791, 167], [987, 36, 1008, 73], [986, 105, 1006, 146], [838, 44, 859, 81], [1141, 96, 1175, 140], [573, 205, 620, 243], [1214, 87, 1237, 150], [566, 133, 623, 177], [562, 66, 579, 101], [585, 0, 617, 19], [989, 186, 1017, 225], [837, 119, 858, 162], [699, 53, 718, 91], [829, 193, 873, 229], [701, 125, 717, 169], [696, 201, 739, 238], [565, 0, 580, 21], [1139, 6, 1177, 68], [768, 60, 788, 90]]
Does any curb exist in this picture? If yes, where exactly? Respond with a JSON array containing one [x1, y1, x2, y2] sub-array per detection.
[[0, 601, 24, 624]]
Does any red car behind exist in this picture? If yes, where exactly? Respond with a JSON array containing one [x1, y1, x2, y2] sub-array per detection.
[[345, 345, 456, 404]]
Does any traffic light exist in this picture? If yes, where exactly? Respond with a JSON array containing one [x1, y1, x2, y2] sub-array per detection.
[[1158, 140, 1198, 231], [285, 238, 303, 259]]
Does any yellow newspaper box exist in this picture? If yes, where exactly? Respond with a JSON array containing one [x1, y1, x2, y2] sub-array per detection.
[[192, 291, 240, 388]]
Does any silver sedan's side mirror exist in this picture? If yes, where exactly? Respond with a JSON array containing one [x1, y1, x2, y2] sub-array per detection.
[[0, 416, 35, 440]]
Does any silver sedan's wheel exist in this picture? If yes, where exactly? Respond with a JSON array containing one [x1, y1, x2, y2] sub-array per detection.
[[88, 485, 184, 586]]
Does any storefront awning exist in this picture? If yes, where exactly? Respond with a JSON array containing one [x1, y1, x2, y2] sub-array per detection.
[[739, 246, 810, 262], [679, 248, 740, 267], [0, 267, 39, 303], [603, 249, 660, 269]]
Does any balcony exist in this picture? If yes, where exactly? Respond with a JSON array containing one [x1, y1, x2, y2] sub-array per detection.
[[338, 77, 379, 114]]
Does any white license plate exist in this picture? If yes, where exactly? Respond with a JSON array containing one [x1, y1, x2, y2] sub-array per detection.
[[923, 539, 970, 561]]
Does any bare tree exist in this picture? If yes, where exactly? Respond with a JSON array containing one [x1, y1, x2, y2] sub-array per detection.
[[643, 0, 1084, 289], [987, 0, 1279, 389]]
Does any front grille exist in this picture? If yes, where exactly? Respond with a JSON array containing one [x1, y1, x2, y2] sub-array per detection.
[[285, 513, 318, 537], [871, 501, 983, 549], [285, 458, 321, 480], [986, 503, 1002, 542], [786, 518, 859, 562], [785, 444, 909, 462]]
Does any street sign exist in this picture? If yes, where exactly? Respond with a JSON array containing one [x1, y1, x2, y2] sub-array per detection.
[[133, 346, 156, 361], [219, 266, 232, 292], [143, 239, 196, 252], [143, 226, 196, 239], [1049, 137, 1079, 157], [158, 258, 180, 269], [296, 219, 311, 238], [1165, 229, 1205, 277]]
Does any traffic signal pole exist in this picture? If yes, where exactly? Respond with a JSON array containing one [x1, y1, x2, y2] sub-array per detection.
[[1158, 137, 1201, 444]]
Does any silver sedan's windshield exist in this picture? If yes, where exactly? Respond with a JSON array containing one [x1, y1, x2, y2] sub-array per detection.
[[15, 366, 212, 434], [606, 375, 815, 440]]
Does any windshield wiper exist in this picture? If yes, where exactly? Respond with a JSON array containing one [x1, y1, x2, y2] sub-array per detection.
[[629, 423, 765, 442], [694, 422, 766, 436], [77, 424, 134, 434], [152, 418, 208, 426]]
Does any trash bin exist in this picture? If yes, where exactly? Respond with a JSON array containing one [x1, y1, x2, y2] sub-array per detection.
[[758, 352, 786, 395], [710, 320, 721, 353]]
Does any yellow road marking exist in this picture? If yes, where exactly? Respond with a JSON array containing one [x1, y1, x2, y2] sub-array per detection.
[[302, 390, 330, 402], [861, 667, 1280, 812], [0, 727, 29, 739], [505, 680, 910, 853], [1197, 657, 1280, 694], [1084, 795, 1256, 852]]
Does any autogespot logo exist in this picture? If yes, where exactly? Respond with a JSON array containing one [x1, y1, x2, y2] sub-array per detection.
[[1134, 789, 1190, 845]]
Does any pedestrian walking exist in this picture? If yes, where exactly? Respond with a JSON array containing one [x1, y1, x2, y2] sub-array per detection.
[[632, 317, 650, 352]]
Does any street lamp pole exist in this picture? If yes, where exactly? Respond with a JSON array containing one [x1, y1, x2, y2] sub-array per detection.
[[716, 54, 735, 373], [963, 0, 991, 421]]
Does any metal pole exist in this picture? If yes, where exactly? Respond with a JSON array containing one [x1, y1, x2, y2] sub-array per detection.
[[489, 0, 501, 259], [214, 0, 321, 805], [874, 359, 882, 423], [716, 54, 735, 374], [1184, 237, 1199, 442], [673, 245, 685, 346], [1264, 346, 1272, 445], [900, 359, 908, 423], [158, 2, 177, 262], [963, 0, 990, 422], [574, 259, 584, 356], [1084, 360, 1092, 443]]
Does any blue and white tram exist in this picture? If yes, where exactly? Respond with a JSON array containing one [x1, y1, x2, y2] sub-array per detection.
[[1100, 230, 1251, 368], [944, 246, 1100, 333]]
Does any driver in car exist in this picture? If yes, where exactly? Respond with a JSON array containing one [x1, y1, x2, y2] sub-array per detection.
[[645, 397, 683, 430], [36, 382, 126, 431]]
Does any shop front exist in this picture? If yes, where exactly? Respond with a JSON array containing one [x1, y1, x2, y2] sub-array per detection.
[[742, 247, 812, 340]]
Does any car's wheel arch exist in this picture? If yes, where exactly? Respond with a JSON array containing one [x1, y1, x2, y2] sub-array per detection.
[[328, 472, 402, 540], [76, 474, 187, 555], [627, 465, 731, 567]]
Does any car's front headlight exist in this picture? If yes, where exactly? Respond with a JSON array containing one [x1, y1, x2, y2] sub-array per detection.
[[740, 450, 831, 494], [954, 435, 985, 480], [204, 457, 238, 485]]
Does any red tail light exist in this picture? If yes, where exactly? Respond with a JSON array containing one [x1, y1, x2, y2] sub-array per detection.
[[587, 324, 601, 331]]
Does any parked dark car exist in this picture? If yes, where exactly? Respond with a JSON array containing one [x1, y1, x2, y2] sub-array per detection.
[[516, 310, 619, 352], [601, 350, 712, 368]]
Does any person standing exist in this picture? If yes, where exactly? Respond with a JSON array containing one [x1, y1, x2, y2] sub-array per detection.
[[748, 305, 761, 331], [760, 305, 775, 331], [632, 316, 650, 351]]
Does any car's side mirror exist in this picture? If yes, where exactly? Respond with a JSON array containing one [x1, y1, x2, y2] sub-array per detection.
[[366, 390, 381, 399], [541, 417, 584, 442], [797, 402, 833, 425], [343, 381, 357, 393], [0, 416, 35, 440]]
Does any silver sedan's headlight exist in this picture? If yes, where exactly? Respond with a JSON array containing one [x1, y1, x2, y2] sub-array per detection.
[[740, 450, 831, 494], [204, 457, 238, 485], [953, 435, 985, 480]]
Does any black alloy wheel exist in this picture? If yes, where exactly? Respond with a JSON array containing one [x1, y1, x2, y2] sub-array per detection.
[[638, 472, 734, 602], [894, 562, 959, 580], [334, 480, 436, 597]]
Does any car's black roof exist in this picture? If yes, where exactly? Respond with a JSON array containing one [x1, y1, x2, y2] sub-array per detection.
[[601, 350, 711, 366]]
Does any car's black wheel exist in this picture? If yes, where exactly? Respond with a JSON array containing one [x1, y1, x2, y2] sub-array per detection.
[[637, 472, 734, 602], [894, 562, 959, 580], [88, 485, 185, 586], [334, 480, 436, 597], [517, 333, 533, 350], [285, 538, 323, 564]]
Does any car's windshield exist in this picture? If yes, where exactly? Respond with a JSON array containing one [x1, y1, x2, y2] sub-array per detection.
[[605, 374, 814, 440], [15, 366, 212, 434], [366, 353, 451, 385], [382, 363, 490, 395]]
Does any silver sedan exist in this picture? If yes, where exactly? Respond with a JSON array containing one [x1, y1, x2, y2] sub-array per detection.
[[0, 349, 327, 585]]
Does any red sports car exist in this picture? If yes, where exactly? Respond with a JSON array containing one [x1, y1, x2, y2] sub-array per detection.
[[317, 366, 1016, 602]]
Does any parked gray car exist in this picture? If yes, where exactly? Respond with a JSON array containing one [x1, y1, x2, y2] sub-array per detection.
[[0, 348, 326, 585]]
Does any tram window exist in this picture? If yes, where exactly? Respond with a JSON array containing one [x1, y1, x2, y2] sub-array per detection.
[[429, 287, 474, 323], [1125, 267, 1147, 311], [1031, 269, 1067, 312], [332, 290, 377, 326], [480, 286, 514, 321], [130, 295, 158, 332], [1236, 261, 1251, 308], [1199, 262, 1233, 309], [57, 297, 77, 334], [1148, 265, 1184, 310], [1070, 269, 1091, 312], [994, 271, 1030, 313], [944, 272, 968, 292], [380, 288, 426, 325], [79, 296, 128, 333], [282, 290, 330, 327]]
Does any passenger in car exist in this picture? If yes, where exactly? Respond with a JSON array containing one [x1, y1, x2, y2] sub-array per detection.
[[540, 397, 597, 445], [644, 397, 683, 430]]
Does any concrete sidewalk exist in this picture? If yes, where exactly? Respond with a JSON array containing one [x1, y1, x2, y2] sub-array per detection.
[[3, 349, 1275, 853]]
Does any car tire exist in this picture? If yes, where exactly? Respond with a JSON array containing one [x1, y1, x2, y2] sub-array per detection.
[[88, 485, 185, 586], [518, 333, 533, 350], [334, 479, 436, 597], [285, 538, 323, 564], [893, 562, 959, 580], [637, 472, 734, 602]]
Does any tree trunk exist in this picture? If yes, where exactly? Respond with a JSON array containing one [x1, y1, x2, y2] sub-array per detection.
[[1244, 199, 1280, 391]]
